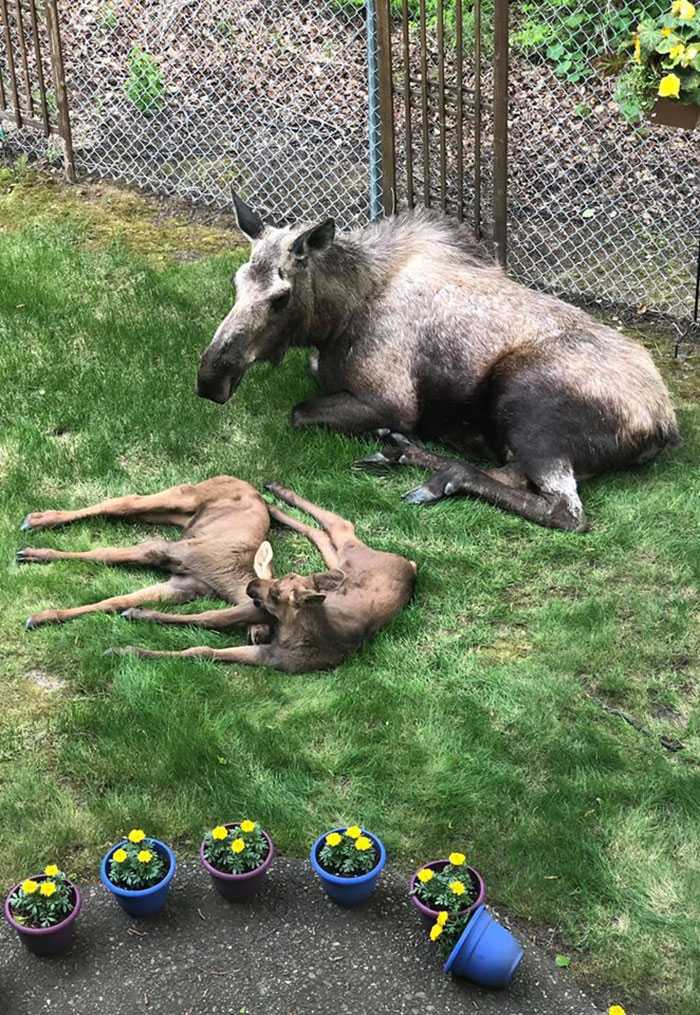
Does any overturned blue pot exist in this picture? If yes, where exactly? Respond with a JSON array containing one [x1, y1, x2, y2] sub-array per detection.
[[444, 904, 523, 989], [99, 839, 176, 918], [310, 829, 386, 907]]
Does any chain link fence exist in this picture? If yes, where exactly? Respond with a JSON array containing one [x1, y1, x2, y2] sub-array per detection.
[[1, 1, 697, 324]]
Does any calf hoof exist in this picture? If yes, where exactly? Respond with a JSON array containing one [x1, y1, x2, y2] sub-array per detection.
[[20, 514, 34, 532], [104, 646, 132, 657], [120, 608, 143, 621], [25, 616, 38, 631], [247, 623, 272, 645], [16, 548, 50, 564]]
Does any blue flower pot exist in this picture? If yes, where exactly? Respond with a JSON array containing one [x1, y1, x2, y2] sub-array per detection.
[[443, 905, 524, 989], [310, 829, 386, 907], [100, 839, 176, 918]]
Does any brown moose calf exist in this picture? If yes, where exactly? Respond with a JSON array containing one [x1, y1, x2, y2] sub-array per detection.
[[118, 483, 417, 673], [19, 476, 272, 642]]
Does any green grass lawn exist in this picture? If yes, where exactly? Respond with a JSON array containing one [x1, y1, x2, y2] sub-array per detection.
[[1, 168, 698, 1013]]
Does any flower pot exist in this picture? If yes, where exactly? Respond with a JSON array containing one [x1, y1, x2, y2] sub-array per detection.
[[648, 98, 700, 130], [310, 829, 386, 906], [443, 904, 524, 989], [409, 860, 486, 925], [4, 877, 81, 956], [200, 823, 274, 901], [99, 839, 176, 917]]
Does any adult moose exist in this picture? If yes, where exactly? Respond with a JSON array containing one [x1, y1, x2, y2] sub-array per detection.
[[196, 194, 679, 532]]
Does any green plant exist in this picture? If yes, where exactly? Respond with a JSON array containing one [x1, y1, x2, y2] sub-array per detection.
[[202, 820, 269, 874], [107, 829, 167, 889], [99, 3, 118, 30], [317, 826, 377, 877], [8, 866, 74, 928], [413, 851, 478, 911], [124, 46, 165, 114]]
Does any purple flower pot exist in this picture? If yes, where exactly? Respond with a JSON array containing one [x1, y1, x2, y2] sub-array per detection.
[[200, 823, 274, 901], [100, 839, 176, 918], [409, 861, 485, 925], [4, 877, 81, 956], [310, 829, 386, 907]]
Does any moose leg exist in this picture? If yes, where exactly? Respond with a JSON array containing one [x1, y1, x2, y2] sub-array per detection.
[[266, 483, 355, 548], [21, 484, 202, 532], [16, 539, 172, 568], [291, 392, 399, 435], [111, 644, 271, 666], [121, 601, 269, 630], [267, 506, 340, 569], [25, 578, 199, 630]]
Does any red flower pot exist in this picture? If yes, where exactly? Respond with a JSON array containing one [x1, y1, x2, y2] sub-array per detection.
[[409, 860, 486, 925], [200, 822, 274, 901], [4, 877, 81, 956]]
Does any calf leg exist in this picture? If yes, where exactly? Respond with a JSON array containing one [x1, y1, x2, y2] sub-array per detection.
[[266, 483, 355, 548], [111, 644, 271, 666], [16, 539, 172, 568], [267, 506, 339, 569], [121, 601, 269, 630], [291, 392, 399, 435], [25, 578, 199, 630], [21, 483, 202, 532]]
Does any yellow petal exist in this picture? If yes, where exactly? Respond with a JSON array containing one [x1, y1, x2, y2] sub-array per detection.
[[658, 73, 681, 97], [429, 923, 443, 941]]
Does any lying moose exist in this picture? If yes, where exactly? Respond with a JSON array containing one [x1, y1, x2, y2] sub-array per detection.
[[196, 195, 679, 532]]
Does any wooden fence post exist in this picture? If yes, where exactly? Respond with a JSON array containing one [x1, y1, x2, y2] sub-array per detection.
[[45, 0, 75, 182]]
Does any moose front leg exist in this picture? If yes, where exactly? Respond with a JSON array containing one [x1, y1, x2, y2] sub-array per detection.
[[110, 644, 271, 666], [25, 579, 198, 630], [291, 392, 401, 435], [121, 601, 269, 630]]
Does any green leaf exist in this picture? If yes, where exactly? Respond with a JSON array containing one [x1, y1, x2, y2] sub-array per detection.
[[555, 954, 572, 967]]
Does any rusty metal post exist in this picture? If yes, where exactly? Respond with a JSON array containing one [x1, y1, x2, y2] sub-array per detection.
[[493, 0, 509, 267], [45, 0, 75, 182], [376, 0, 396, 216]]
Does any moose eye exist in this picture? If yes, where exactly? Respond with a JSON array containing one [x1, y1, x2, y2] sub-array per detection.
[[270, 291, 290, 312]]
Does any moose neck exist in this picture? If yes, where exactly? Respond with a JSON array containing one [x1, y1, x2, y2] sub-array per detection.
[[302, 238, 380, 346]]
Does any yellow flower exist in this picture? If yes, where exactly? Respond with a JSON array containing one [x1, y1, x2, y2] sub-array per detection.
[[681, 44, 698, 64], [21, 879, 38, 895], [231, 838, 245, 854], [417, 867, 434, 883], [43, 864, 60, 877], [437, 910, 448, 927], [608, 1007, 626, 1015], [137, 849, 153, 863], [345, 825, 361, 839], [672, 0, 695, 18], [240, 820, 256, 833], [449, 879, 466, 895], [669, 42, 686, 61], [429, 922, 443, 941], [448, 851, 466, 866], [658, 72, 681, 97], [211, 825, 228, 841], [128, 829, 146, 844], [325, 832, 342, 847], [112, 848, 128, 864], [355, 835, 372, 851], [39, 881, 57, 897], [633, 34, 641, 63], [662, 26, 673, 35]]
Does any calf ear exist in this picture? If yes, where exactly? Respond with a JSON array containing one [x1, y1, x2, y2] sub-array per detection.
[[231, 189, 265, 241], [290, 588, 326, 607], [291, 219, 335, 259], [253, 541, 274, 579], [313, 569, 345, 592]]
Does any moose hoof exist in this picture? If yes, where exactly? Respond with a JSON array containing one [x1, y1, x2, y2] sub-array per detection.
[[120, 608, 142, 621], [20, 514, 34, 532], [16, 548, 48, 564], [25, 617, 37, 631], [402, 484, 440, 505]]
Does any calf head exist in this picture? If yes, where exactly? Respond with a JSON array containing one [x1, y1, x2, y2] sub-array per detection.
[[196, 191, 336, 404], [246, 567, 345, 623]]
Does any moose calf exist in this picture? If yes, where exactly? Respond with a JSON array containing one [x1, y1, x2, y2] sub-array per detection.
[[19, 476, 272, 642], [117, 483, 417, 673]]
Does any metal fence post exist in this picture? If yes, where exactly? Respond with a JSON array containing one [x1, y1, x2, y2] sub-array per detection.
[[375, 0, 396, 216], [366, 0, 382, 220], [493, 0, 509, 267], [45, 0, 76, 182]]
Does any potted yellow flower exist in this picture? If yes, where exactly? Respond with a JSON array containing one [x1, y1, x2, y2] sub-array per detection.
[[200, 820, 274, 901], [409, 851, 485, 926], [99, 828, 176, 917], [616, 0, 700, 127], [4, 864, 80, 955], [310, 825, 386, 906]]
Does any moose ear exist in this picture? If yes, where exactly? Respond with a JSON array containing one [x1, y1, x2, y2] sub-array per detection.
[[231, 189, 265, 242], [253, 540, 274, 579], [290, 588, 326, 608], [312, 569, 345, 593], [291, 218, 336, 259]]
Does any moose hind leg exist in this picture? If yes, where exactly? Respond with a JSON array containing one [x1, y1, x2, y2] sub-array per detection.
[[25, 578, 199, 630]]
